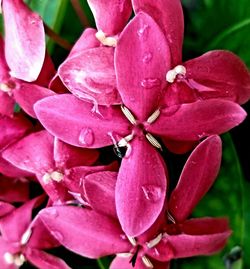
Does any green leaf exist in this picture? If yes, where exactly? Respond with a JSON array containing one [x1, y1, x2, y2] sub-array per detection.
[[176, 133, 245, 269], [182, 0, 250, 66]]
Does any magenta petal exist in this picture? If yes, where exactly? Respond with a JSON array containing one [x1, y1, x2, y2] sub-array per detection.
[[34, 94, 130, 148], [53, 138, 99, 169], [2, 131, 54, 174], [148, 100, 247, 141], [165, 219, 231, 258], [0, 202, 14, 218], [132, 0, 184, 65], [39, 206, 130, 258], [13, 83, 56, 118], [59, 47, 121, 106], [0, 195, 45, 242], [185, 50, 250, 104], [0, 35, 10, 81], [0, 176, 29, 203], [116, 137, 167, 236], [25, 249, 70, 269], [0, 114, 32, 150], [87, 0, 132, 35], [115, 12, 170, 120], [0, 237, 19, 269], [3, 0, 45, 82], [169, 135, 222, 222], [0, 92, 14, 117], [85, 171, 117, 218]]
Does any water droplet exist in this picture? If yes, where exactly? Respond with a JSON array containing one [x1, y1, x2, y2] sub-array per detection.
[[162, 105, 181, 116], [51, 230, 64, 242], [79, 128, 95, 146], [142, 52, 153, 64], [141, 78, 161, 89], [137, 24, 149, 38], [142, 185, 162, 202], [120, 234, 127, 240]]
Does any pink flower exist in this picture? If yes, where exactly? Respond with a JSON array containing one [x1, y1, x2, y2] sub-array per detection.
[[37, 136, 231, 269]]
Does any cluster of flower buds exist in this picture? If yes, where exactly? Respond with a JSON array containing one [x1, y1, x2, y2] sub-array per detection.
[[1, 0, 250, 268]]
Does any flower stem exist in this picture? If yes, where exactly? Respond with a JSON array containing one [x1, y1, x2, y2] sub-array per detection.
[[70, 0, 90, 27], [44, 23, 72, 51]]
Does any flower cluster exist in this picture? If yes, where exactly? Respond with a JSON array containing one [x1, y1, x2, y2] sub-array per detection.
[[0, 0, 250, 268]]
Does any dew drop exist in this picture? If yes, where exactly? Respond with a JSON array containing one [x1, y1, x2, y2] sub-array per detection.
[[142, 52, 153, 64], [141, 78, 161, 89], [137, 24, 149, 38], [79, 128, 95, 146], [51, 230, 64, 242], [142, 185, 162, 202]]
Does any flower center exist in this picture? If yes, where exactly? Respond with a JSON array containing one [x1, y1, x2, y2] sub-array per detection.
[[166, 65, 186, 83], [95, 30, 117, 47], [42, 170, 64, 184], [4, 252, 25, 266], [119, 105, 162, 150]]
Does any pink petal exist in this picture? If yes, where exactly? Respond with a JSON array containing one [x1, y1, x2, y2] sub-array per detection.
[[3, 0, 45, 82], [115, 12, 170, 120], [147, 99, 247, 141], [0, 176, 29, 203], [132, 0, 184, 65], [87, 0, 132, 35], [165, 219, 231, 258], [39, 206, 130, 258], [0, 195, 45, 242], [116, 137, 167, 236], [84, 171, 117, 218], [184, 50, 250, 104], [2, 130, 55, 174], [67, 28, 99, 58], [25, 249, 70, 269], [169, 135, 222, 222], [162, 139, 197, 155], [0, 202, 15, 218], [0, 35, 10, 81], [53, 138, 99, 169], [13, 83, 56, 118], [59, 47, 121, 106], [0, 92, 15, 117], [0, 114, 32, 150], [34, 94, 130, 148]]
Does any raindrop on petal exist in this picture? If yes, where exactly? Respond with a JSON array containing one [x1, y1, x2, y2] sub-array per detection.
[[142, 185, 162, 202], [79, 128, 95, 146], [137, 24, 149, 38], [142, 52, 153, 64], [141, 78, 161, 89]]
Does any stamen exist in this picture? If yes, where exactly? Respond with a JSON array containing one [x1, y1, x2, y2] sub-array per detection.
[[42, 173, 51, 184], [20, 229, 32, 245], [14, 254, 25, 266], [121, 105, 137, 125], [127, 236, 137, 247], [147, 109, 161, 124], [117, 252, 133, 258], [146, 233, 163, 249], [145, 133, 162, 151], [174, 65, 186, 76], [95, 30, 117, 47], [50, 171, 64, 182], [141, 256, 154, 268], [166, 70, 177, 83], [166, 65, 186, 83], [0, 83, 11, 92], [118, 133, 134, 147], [167, 212, 176, 224], [4, 253, 14, 264]]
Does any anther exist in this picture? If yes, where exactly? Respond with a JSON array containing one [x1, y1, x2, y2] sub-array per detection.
[[174, 65, 186, 76], [95, 30, 117, 47], [127, 236, 137, 247], [121, 105, 137, 125], [146, 233, 163, 249], [166, 65, 186, 83], [118, 133, 134, 147], [145, 133, 162, 151], [141, 256, 154, 268], [14, 254, 25, 266], [50, 171, 64, 182], [0, 83, 11, 92], [117, 252, 133, 258], [4, 253, 14, 264], [147, 109, 161, 124], [167, 212, 176, 224], [20, 229, 32, 245]]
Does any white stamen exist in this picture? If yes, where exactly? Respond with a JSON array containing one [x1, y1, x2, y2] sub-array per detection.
[[95, 30, 117, 47], [0, 83, 11, 92], [145, 133, 162, 150], [121, 105, 137, 125], [147, 109, 161, 124], [166, 70, 177, 83], [20, 229, 32, 245], [50, 171, 64, 182], [127, 236, 137, 247], [117, 252, 133, 258], [141, 255, 154, 268], [4, 253, 14, 264], [146, 233, 163, 249], [166, 65, 186, 83], [167, 212, 176, 224], [174, 65, 186, 76], [42, 173, 51, 184], [14, 254, 25, 266], [118, 133, 134, 147]]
